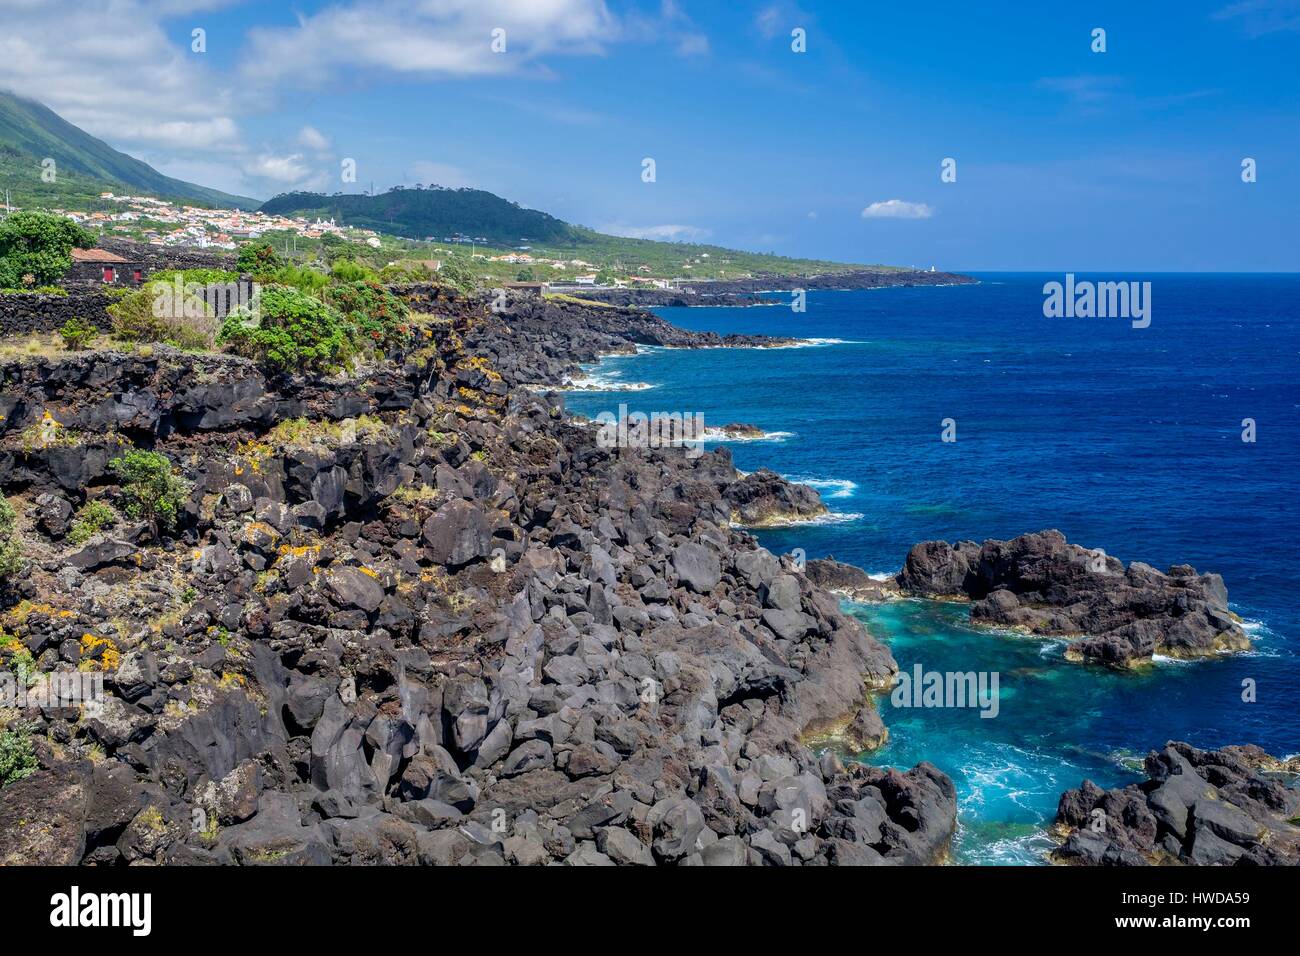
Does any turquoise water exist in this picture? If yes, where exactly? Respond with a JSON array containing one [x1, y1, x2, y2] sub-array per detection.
[[562, 276, 1300, 863]]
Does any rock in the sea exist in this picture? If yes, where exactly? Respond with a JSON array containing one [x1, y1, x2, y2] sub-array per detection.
[[896, 530, 1249, 667], [724, 468, 827, 527]]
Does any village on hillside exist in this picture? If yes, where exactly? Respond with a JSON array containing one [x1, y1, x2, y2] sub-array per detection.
[[29, 193, 684, 292]]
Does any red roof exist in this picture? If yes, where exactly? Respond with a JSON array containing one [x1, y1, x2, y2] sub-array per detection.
[[70, 248, 128, 263]]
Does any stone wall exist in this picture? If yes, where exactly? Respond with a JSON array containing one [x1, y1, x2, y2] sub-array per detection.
[[0, 291, 114, 336]]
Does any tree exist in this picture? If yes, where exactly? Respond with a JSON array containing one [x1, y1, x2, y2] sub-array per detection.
[[109, 450, 190, 538], [236, 242, 284, 277], [0, 496, 24, 579], [438, 253, 476, 293], [218, 285, 353, 372], [516, 267, 535, 282], [0, 212, 94, 289], [327, 279, 411, 348]]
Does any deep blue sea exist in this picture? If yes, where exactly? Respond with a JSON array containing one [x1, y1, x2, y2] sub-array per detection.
[[562, 274, 1300, 863]]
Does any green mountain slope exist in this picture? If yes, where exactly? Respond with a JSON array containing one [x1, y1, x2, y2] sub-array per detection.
[[0, 90, 256, 209], [259, 187, 578, 246]]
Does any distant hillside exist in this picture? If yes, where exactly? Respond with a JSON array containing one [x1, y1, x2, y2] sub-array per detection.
[[0, 90, 256, 209], [258, 187, 900, 279], [259, 187, 578, 246]]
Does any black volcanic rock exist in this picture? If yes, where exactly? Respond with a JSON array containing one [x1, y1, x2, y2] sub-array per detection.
[[805, 557, 892, 602], [896, 530, 1249, 667], [1053, 742, 1300, 866], [725, 468, 828, 527], [0, 288, 950, 867]]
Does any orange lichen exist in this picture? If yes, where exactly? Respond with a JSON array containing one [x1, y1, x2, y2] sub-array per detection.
[[80, 633, 121, 672]]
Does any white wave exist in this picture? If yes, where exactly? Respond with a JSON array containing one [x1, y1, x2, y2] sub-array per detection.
[[769, 337, 860, 349], [1240, 618, 1277, 637], [797, 511, 865, 526], [787, 476, 858, 499], [737, 510, 864, 529], [692, 428, 795, 443], [563, 377, 655, 392]]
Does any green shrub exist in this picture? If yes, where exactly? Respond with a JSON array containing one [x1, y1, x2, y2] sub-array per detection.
[[58, 316, 98, 350], [329, 258, 379, 283], [217, 285, 353, 373], [149, 268, 239, 287], [0, 725, 38, 787], [7, 644, 36, 688], [264, 264, 330, 296], [106, 281, 217, 351], [378, 261, 434, 284], [437, 254, 477, 293], [109, 450, 189, 536], [236, 242, 284, 277], [0, 724, 38, 787], [0, 212, 95, 289], [0, 497, 23, 578], [67, 500, 118, 545], [328, 280, 411, 349], [0, 285, 66, 296]]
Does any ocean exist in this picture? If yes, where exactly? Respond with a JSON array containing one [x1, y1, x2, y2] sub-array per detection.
[[560, 274, 1300, 864]]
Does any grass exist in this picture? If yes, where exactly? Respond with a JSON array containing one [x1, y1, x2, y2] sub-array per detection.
[[67, 500, 118, 545], [386, 484, 439, 506], [0, 332, 73, 361], [266, 414, 393, 450], [544, 293, 619, 308], [0, 723, 37, 787]]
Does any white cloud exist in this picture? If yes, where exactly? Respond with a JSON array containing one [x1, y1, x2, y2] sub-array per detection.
[[0, 0, 240, 153], [0, 0, 707, 199], [1213, 0, 1300, 35], [240, 0, 617, 89], [1037, 75, 1123, 105], [676, 33, 710, 56], [861, 199, 934, 220], [756, 6, 782, 38], [599, 223, 711, 242], [115, 118, 242, 152], [297, 125, 331, 151], [245, 153, 311, 184]]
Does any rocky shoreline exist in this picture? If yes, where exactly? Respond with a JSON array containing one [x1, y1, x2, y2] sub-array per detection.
[[0, 289, 1289, 867], [571, 268, 976, 309], [0, 289, 955, 866]]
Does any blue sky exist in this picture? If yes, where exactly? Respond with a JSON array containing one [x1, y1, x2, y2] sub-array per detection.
[[3, 0, 1298, 270]]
